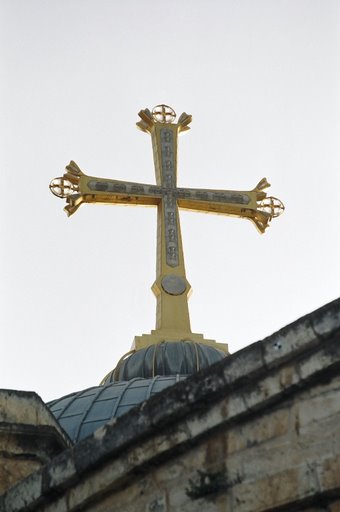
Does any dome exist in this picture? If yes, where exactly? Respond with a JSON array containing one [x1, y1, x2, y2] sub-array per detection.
[[48, 342, 227, 444], [48, 375, 187, 443], [102, 341, 226, 383]]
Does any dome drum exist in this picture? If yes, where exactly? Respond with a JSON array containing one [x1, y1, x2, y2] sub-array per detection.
[[101, 341, 226, 383]]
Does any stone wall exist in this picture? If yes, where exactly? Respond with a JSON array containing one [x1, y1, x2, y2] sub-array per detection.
[[1, 298, 340, 512], [91, 372, 340, 512], [0, 390, 71, 494]]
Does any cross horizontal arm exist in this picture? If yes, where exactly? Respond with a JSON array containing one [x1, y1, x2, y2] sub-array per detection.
[[176, 179, 285, 233], [50, 163, 284, 232], [49, 161, 163, 216]]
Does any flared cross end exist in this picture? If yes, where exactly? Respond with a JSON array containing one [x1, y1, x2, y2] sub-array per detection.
[[136, 104, 192, 134]]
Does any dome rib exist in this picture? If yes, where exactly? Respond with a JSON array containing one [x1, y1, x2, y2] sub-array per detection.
[[110, 378, 141, 417], [73, 384, 111, 442], [146, 375, 159, 400]]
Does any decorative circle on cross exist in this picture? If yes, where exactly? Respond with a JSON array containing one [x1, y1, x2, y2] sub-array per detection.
[[161, 275, 187, 296], [152, 105, 176, 124], [258, 196, 285, 219], [49, 177, 77, 198]]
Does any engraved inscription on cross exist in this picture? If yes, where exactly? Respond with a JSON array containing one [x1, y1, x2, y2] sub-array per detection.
[[50, 105, 284, 352]]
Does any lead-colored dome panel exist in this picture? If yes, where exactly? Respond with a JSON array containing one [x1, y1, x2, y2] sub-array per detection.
[[102, 341, 226, 383], [48, 375, 186, 443]]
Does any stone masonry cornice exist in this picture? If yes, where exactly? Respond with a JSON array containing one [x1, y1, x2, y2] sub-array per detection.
[[1, 297, 340, 511]]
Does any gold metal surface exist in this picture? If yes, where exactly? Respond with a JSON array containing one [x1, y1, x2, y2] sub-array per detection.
[[50, 105, 284, 353]]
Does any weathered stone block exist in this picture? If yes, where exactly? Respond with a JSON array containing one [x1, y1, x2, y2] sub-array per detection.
[[222, 342, 264, 385], [227, 406, 290, 454], [3, 472, 43, 512], [310, 298, 340, 338], [42, 450, 77, 493], [0, 458, 41, 498], [0, 390, 70, 494], [262, 316, 316, 369], [232, 464, 319, 511], [294, 389, 340, 430], [316, 454, 340, 492], [298, 340, 340, 384]]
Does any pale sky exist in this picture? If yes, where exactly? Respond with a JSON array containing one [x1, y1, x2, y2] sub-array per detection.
[[1, 0, 339, 402]]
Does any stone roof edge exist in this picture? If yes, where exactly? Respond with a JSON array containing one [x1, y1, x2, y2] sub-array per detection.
[[0, 389, 72, 450], [1, 297, 340, 511]]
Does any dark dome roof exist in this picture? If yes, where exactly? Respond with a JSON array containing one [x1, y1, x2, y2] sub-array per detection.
[[48, 342, 227, 444], [48, 376, 187, 443], [102, 341, 226, 383]]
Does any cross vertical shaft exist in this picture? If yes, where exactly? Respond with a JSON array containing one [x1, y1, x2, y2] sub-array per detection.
[[150, 120, 192, 337]]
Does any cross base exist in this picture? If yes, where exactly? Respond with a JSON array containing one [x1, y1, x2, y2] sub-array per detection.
[[132, 330, 228, 353]]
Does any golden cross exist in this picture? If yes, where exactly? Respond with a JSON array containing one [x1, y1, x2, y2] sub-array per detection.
[[50, 104, 284, 352]]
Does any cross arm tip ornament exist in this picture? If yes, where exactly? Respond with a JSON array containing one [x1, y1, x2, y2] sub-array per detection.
[[136, 104, 192, 134], [251, 178, 285, 233], [49, 160, 84, 216]]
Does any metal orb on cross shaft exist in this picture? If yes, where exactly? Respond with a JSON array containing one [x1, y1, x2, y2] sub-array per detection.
[[152, 104, 176, 124]]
